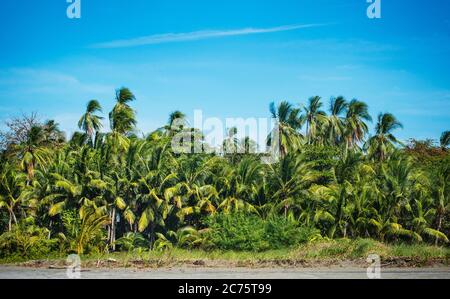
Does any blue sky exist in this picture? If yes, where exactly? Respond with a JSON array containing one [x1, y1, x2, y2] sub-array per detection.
[[0, 0, 449, 142]]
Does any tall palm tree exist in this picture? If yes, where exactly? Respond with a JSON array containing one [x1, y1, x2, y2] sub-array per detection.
[[440, 131, 450, 150], [78, 100, 103, 143], [109, 88, 137, 135], [304, 96, 328, 145], [268, 101, 305, 158], [10, 126, 51, 181], [168, 111, 186, 129], [240, 136, 257, 154], [223, 127, 239, 157], [108, 88, 137, 151], [327, 96, 348, 146], [160, 110, 188, 139], [367, 113, 403, 161], [345, 99, 372, 149]]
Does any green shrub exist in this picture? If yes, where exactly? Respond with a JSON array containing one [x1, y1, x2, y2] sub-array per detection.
[[115, 232, 149, 252], [205, 213, 320, 251], [0, 221, 58, 260]]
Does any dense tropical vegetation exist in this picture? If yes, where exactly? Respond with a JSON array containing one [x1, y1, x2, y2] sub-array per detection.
[[0, 88, 448, 259]]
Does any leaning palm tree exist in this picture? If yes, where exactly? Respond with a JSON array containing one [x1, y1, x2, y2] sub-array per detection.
[[440, 131, 450, 150], [268, 101, 305, 158], [161, 110, 188, 138], [366, 113, 403, 161], [108, 88, 137, 151], [345, 99, 372, 149], [327, 96, 348, 146], [109, 88, 137, 135], [78, 100, 103, 143], [10, 126, 51, 181], [168, 111, 187, 129], [304, 96, 328, 145]]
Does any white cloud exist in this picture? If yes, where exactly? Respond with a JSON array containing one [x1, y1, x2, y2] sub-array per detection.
[[91, 24, 328, 49]]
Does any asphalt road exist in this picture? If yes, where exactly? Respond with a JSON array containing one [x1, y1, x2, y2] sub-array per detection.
[[0, 266, 449, 279]]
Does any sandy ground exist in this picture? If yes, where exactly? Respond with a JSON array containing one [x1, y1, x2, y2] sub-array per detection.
[[0, 266, 449, 279]]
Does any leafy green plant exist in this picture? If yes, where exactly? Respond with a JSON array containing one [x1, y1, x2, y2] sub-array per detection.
[[205, 213, 321, 251], [0, 220, 57, 260], [59, 207, 109, 255], [153, 226, 210, 251], [115, 232, 149, 252]]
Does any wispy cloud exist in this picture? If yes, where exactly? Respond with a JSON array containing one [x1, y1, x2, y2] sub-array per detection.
[[92, 23, 328, 49]]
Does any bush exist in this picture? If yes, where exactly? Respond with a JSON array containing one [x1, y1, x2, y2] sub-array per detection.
[[205, 213, 320, 251], [115, 232, 149, 252], [0, 221, 58, 260]]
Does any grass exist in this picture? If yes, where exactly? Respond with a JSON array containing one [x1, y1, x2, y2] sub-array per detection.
[[1, 239, 448, 268]]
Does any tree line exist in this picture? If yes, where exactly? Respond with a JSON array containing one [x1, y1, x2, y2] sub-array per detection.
[[0, 88, 448, 256]]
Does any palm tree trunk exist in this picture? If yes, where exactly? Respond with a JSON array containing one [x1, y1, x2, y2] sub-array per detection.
[[149, 222, 156, 249], [435, 215, 443, 246], [8, 210, 12, 232], [107, 210, 111, 242], [11, 209, 17, 226], [48, 220, 53, 239], [111, 207, 116, 251]]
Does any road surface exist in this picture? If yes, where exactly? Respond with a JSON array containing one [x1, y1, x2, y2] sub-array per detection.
[[0, 266, 449, 279]]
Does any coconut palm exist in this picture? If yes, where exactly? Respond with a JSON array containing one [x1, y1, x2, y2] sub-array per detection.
[[78, 100, 103, 143], [0, 164, 27, 231], [268, 101, 305, 158], [327, 96, 348, 146], [167, 111, 187, 133], [304, 96, 328, 145], [42, 120, 65, 146], [10, 126, 52, 181], [108, 88, 137, 151], [269, 153, 316, 217], [345, 99, 372, 149], [440, 131, 450, 150], [366, 113, 403, 161], [432, 163, 449, 244]]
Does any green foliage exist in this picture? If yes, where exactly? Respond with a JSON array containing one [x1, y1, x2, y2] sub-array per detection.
[[0, 90, 448, 262], [115, 232, 149, 252], [0, 221, 57, 260], [60, 209, 109, 255], [205, 213, 321, 251]]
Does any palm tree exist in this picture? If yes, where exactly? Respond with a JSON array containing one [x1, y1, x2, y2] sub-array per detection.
[[269, 153, 315, 217], [268, 101, 305, 158], [167, 111, 187, 131], [109, 88, 137, 135], [327, 96, 348, 146], [43, 120, 65, 145], [304, 96, 328, 145], [108, 88, 137, 151], [0, 164, 27, 231], [223, 127, 239, 161], [240, 136, 257, 154], [78, 100, 103, 143], [440, 131, 450, 150], [432, 163, 449, 244], [10, 125, 51, 181], [345, 99, 372, 149], [367, 113, 403, 161]]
